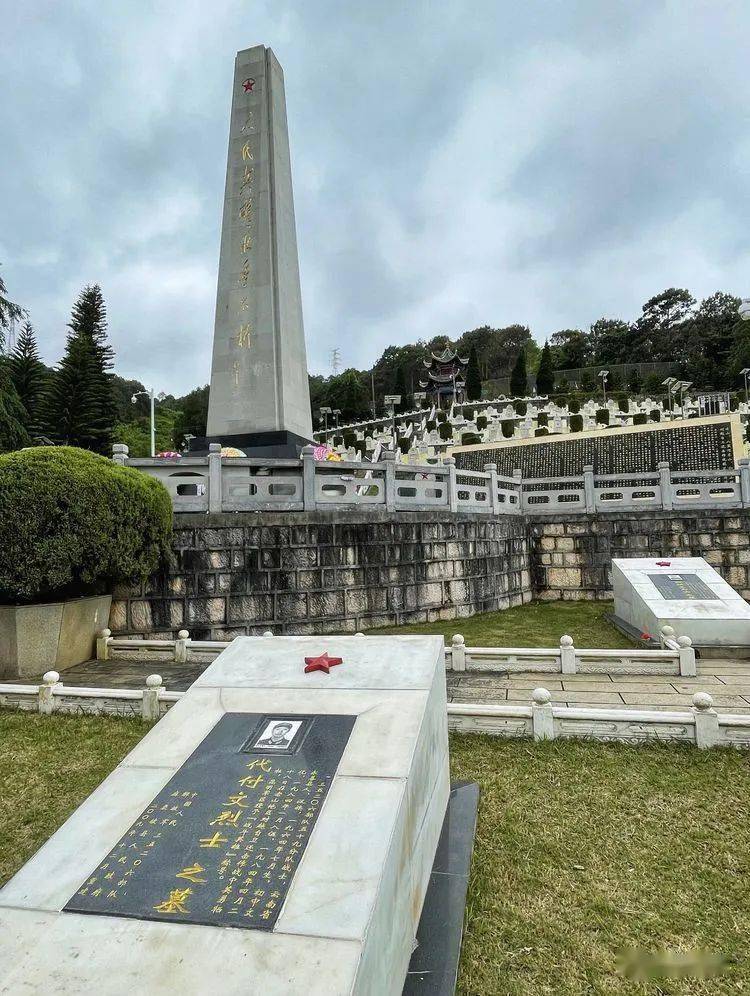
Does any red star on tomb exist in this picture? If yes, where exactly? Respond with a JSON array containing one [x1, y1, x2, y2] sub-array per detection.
[[242, 77, 256, 92], [655, 561, 671, 567], [304, 652, 343, 675]]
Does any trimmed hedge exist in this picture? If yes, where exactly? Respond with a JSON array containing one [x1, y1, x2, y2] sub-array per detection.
[[568, 398, 581, 415], [437, 410, 448, 423], [0, 446, 173, 604], [438, 422, 452, 441], [534, 428, 549, 437], [476, 415, 488, 430], [537, 413, 549, 427], [514, 401, 527, 416], [633, 413, 647, 425], [650, 409, 661, 422], [461, 432, 482, 446], [569, 414, 583, 432], [501, 419, 515, 438], [595, 409, 610, 426]]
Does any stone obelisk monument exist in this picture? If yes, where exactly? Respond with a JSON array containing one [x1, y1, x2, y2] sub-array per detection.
[[204, 45, 313, 455]]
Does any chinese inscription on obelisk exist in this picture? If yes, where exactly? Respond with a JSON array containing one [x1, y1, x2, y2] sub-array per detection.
[[206, 46, 312, 450]]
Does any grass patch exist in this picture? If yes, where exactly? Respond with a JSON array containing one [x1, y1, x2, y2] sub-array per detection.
[[4, 712, 747, 993], [0, 711, 145, 887], [369, 598, 633, 649], [451, 734, 750, 995]]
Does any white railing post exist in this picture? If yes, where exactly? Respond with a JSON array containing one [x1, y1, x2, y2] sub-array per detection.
[[96, 628, 112, 661], [692, 692, 719, 748], [659, 625, 675, 648], [174, 630, 190, 663], [383, 450, 397, 510], [658, 461, 673, 510], [485, 463, 500, 514], [531, 687, 554, 740], [208, 443, 223, 513], [583, 465, 595, 513], [678, 635, 696, 677], [513, 468, 523, 510], [739, 457, 750, 507], [445, 456, 458, 511], [559, 634, 576, 673], [39, 671, 60, 715], [302, 445, 317, 511], [451, 634, 466, 672], [142, 674, 164, 722], [112, 443, 128, 466]]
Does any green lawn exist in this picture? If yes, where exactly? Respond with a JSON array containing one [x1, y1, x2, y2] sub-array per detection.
[[0, 712, 145, 887], [3, 713, 748, 994], [369, 598, 634, 649]]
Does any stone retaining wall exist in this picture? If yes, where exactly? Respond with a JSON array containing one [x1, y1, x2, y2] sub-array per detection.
[[529, 510, 750, 601], [110, 510, 532, 639], [110, 509, 750, 638]]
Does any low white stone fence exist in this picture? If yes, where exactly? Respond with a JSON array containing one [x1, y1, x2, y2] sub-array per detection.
[[447, 628, 695, 676], [448, 689, 750, 749], [113, 443, 750, 516], [2, 674, 747, 750], [96, 626, 695, 677], [0, 671, 181, 721]]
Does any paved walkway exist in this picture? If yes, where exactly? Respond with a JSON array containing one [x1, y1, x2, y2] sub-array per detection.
[[446, 660, 750, 714], [58, 654, 750, 714]]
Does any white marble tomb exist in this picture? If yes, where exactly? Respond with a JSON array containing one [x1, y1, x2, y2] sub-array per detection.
[[0, 634, 450, 995], [613, 556, 750, 646]]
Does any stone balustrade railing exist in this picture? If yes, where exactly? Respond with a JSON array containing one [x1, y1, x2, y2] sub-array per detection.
[[114, 443, 750, 516], [1, 670, 746, 749], [96, 628, 695, 676]]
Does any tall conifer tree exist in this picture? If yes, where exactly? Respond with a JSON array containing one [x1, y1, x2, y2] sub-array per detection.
[[535, 340, 555, 394], [9, 321, 47, 434], [510, 348, 528, 397], [44, 285, 115, 453], [466, 345, 482, 401]]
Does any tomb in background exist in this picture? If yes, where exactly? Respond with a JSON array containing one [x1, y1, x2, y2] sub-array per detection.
[[613, 556, 750, 647]]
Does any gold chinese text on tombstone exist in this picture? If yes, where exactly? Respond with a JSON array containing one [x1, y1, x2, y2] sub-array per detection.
[[240, 233, 253, 253], [237, 259, 250, 287], [241, 142, 254, 162], [233, 324, 252, 349], [239, 199, 254, 222]]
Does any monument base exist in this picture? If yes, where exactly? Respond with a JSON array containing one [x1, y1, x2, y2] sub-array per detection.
[[189, 429, 313, 458]]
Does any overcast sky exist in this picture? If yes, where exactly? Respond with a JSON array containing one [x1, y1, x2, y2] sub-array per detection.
[[1, 1, 748, 395]]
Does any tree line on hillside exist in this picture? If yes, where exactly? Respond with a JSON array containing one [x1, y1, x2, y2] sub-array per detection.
[[310, 287, 748, 424]]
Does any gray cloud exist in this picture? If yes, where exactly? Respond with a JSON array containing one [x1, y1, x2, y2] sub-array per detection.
[[1, 0, 748, 395]]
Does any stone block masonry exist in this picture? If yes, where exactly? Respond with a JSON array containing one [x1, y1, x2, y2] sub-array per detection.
[[111, 510, 532, 639], [110, 508, 750, 638], [529, 510, 750, 602]]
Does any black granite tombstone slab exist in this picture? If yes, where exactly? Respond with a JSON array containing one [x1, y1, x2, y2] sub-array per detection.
[[64, 712, 355, 931], [648, 573, 719, 600]]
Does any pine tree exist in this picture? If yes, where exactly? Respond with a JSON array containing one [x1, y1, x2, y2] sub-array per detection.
[[510, 348, 527, 397], [466, 345, 482, 401], [9, 321, 47, 434], [44, 285, 115, 453], [0, 363, 31, 452], [535, 340, 555, 395]]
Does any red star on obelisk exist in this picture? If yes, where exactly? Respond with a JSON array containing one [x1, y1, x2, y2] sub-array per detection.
[[304, 652, 343, 675], [242, 77, 255, 92]]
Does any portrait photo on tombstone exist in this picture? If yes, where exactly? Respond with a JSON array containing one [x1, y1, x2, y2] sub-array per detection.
[[251, 718, 303, 751]]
